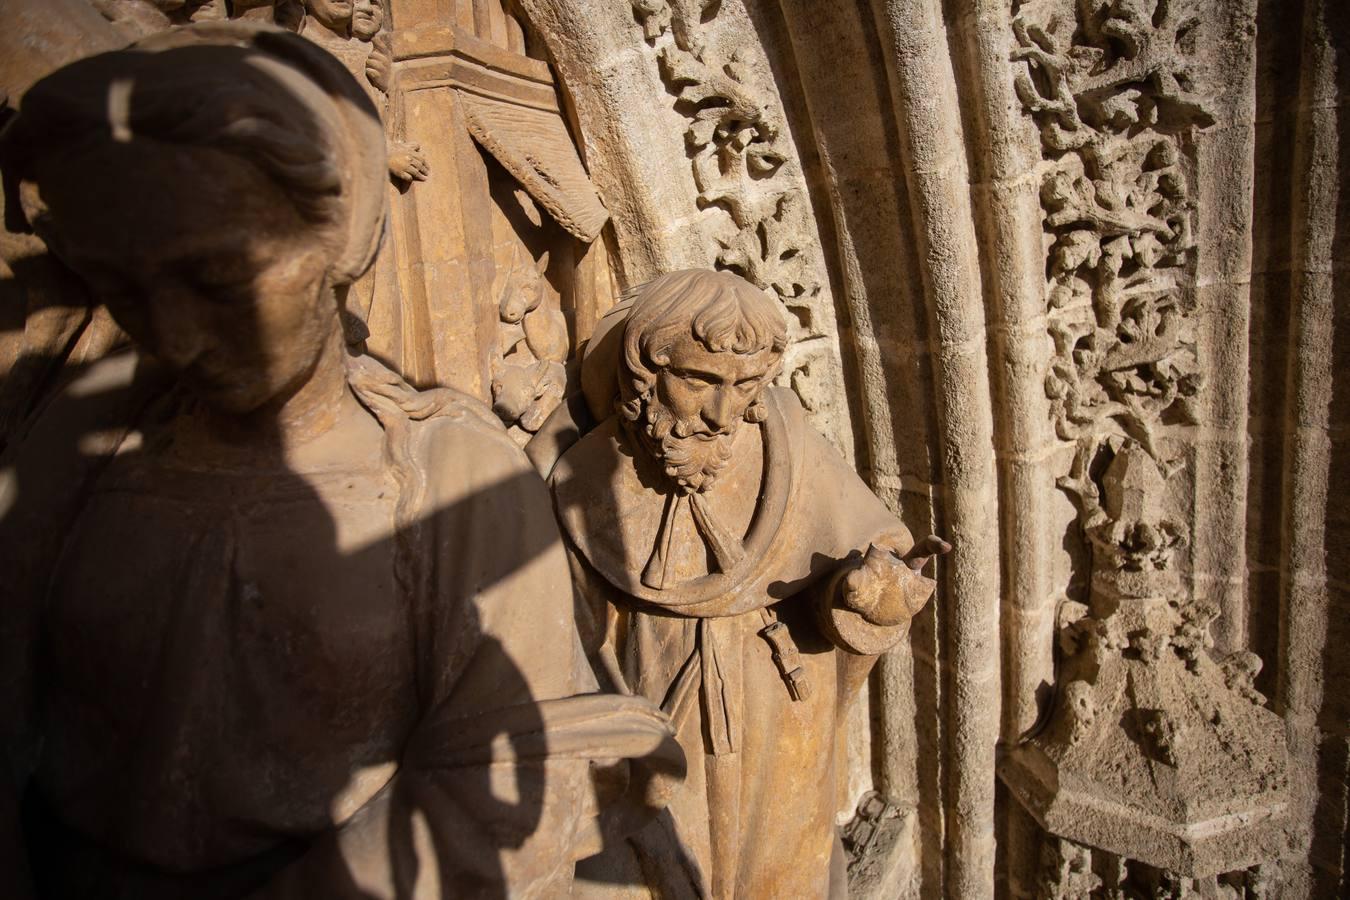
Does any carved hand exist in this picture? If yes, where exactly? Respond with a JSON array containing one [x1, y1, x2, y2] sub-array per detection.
[[388, 141, 430, 182], [365, 36, 393, 94], [348, 354, 502, 430], [839, 537, 951, 627], [900, 535, 952, 573]]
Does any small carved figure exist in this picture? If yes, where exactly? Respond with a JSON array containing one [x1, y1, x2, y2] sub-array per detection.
[[550, 269, 949, 897], [351, 0, 392, 98], [0, 23, 679, 897], [490, 248, 569, 443], [285, 0, 422, 356], [291, 0, 428, 184]]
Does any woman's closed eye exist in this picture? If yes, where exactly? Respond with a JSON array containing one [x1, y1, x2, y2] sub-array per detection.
[[182, 256, 256, 296]]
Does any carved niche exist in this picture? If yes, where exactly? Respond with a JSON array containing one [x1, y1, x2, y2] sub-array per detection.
[[379, 0, 619, 444]]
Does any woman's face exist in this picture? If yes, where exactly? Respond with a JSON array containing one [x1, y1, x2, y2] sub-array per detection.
[[351, 0, 383, 40], [25, 141, 340, 415]]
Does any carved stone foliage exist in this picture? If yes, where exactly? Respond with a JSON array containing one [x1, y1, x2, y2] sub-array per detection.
[[1014, 0, 1212, 461], [630, 1, 842, 425], [1003, 0, 1293, 887]]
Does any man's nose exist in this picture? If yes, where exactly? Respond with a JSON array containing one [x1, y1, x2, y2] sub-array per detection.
[[702, 387, 736, 430]]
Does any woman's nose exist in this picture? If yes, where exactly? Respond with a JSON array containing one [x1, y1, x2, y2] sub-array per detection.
[[146, 288, 207, 368]]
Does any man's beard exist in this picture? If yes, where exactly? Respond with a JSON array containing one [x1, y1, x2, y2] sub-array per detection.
[[631, 399, 739, 494]]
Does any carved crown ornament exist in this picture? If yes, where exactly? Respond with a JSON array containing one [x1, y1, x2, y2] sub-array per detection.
[[1000, 0, 1292, 889]]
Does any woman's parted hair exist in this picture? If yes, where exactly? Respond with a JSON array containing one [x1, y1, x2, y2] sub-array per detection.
[[0, 21, 387, 286], [618, 269, 788, 419]]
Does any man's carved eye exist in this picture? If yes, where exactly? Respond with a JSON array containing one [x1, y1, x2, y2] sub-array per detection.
[[735, 377, 761, 389], [674, 369, 717, 387]]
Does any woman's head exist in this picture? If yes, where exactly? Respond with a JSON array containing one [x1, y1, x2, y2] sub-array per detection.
[[0, 22, 386, 413]]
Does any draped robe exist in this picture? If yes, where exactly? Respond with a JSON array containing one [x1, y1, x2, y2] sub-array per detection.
[[1, 351, 679, 899], [551, 387, 934, 899]]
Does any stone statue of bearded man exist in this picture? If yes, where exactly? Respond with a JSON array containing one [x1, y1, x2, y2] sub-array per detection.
[[549, 269, 950, 899]]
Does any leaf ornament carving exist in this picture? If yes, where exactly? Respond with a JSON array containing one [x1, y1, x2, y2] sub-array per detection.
[[1013, 0, 1215, 493], [632, 0, 822, 343]]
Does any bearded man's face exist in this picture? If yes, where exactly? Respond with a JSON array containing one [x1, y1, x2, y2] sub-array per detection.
[[632, 332, 778, 493]]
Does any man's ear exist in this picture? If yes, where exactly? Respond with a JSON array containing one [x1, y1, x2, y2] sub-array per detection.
[[745, 390, 771, 423]]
